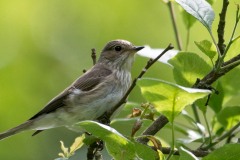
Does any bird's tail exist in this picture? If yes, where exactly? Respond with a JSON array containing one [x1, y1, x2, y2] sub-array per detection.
[[0, 120, 33, 140]]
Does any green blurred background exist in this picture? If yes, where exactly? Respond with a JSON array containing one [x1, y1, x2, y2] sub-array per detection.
[[0, 0, 239, 159]]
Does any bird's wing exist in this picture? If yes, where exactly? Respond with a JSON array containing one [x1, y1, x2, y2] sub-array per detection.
[[29, 64, 112, 120]]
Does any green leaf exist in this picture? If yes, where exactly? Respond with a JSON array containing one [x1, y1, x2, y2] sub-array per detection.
[[180, 8, 197, 29], [78, 121, 136, 160], [138, 78, 210, 122], [203, 144, 240, 160], [134, 142, 158, 160], [168, 52, 211, 87], [179, 147, 199, 160], [217, 106, 240, 129], [194, 40, 217, 60], [179, 0, 215, 30], [175, 0, 215, 31], [225, 36, 240, 61], [208, 82, 224, 113], [220, 68, 240, 97]]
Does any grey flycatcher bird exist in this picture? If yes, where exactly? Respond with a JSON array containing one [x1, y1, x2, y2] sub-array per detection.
[[0, 40, 144, 140]]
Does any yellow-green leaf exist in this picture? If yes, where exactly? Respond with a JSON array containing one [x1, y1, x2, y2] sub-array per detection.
[[69, 135, 85, 154], [138, 78, 211, 122]]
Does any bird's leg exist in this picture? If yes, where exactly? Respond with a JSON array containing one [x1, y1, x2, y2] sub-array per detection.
[[97, 112, 111, 126]]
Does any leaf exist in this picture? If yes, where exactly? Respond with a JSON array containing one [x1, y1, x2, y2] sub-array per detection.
[[175, 0, 215, 31], [69, 135, 85, 154], [179, 147, 199, 160], [220, 68, 240, 97], [59, 141, 69, 158], [138, 78, 211, 122], [54, 158, 68, 160], [203, 144, 240, 160], [217, 106, 240, 129], [208, 82, 224, 113], [158, 150, 166, 160], [194, 40, 217, 60], [224, 36, 240, 61], [168, 52, 211, 87], [78, 121, 136, 160], [134, 142, 158, 160], [180, 8, 197, 29], [137, 45, 179, 67]]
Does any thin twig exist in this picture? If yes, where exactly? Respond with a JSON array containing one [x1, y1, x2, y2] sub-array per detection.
[[91, 48, 97, 65], [202, 121, 240, 150], [168, 2, 183, 50], [223, 4, 240, 57]]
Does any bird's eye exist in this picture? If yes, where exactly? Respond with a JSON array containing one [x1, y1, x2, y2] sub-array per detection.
[[114, 46, 122, 52]]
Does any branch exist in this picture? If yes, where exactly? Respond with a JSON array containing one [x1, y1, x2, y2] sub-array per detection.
[[194, 53, 240, 89], [161, 147, 209, 157], [137, 115, 169, 144], [217, 0, 229, 55]]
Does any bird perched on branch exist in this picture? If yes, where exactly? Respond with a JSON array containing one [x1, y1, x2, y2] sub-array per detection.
[[0, 39, 144, 140]]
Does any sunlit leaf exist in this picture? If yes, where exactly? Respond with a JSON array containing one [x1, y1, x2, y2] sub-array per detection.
[[203, 144, 240, 160], [179, 0, 215, 30], [138, 78, 210, 122], [175, 0, 215, 31], [194, 40, 217, 60], [220, 68, 240, 97], [169, 52, 211, 87], [225, 36, 240, 61], [217, 106, 240, 129], [137, 45, 179, 67]]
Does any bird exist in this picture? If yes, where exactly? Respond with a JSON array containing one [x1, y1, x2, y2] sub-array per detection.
[[0, 39, 144, 140]]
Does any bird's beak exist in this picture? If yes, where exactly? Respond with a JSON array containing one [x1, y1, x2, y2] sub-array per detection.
[[134, 46, 144, 51]]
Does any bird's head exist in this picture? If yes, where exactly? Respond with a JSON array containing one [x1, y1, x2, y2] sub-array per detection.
[[98, 40, 144, 70]]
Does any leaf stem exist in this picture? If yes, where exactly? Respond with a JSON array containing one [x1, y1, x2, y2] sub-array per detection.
[[209, 31, 223, 70], [166, 123, 175, 160], [168, 1, 183, 50], [192, 103, 201, 124], [203, 112, 212, 144]]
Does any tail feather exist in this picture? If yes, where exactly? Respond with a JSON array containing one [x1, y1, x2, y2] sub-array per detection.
[[0, 121, 33, 140]]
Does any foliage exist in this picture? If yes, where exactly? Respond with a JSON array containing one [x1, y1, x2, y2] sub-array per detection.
[[0, 0, 239, 160], [56, 0, 240, 159]]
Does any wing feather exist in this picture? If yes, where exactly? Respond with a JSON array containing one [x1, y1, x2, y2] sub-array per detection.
[[29, 64, 112, 120]]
